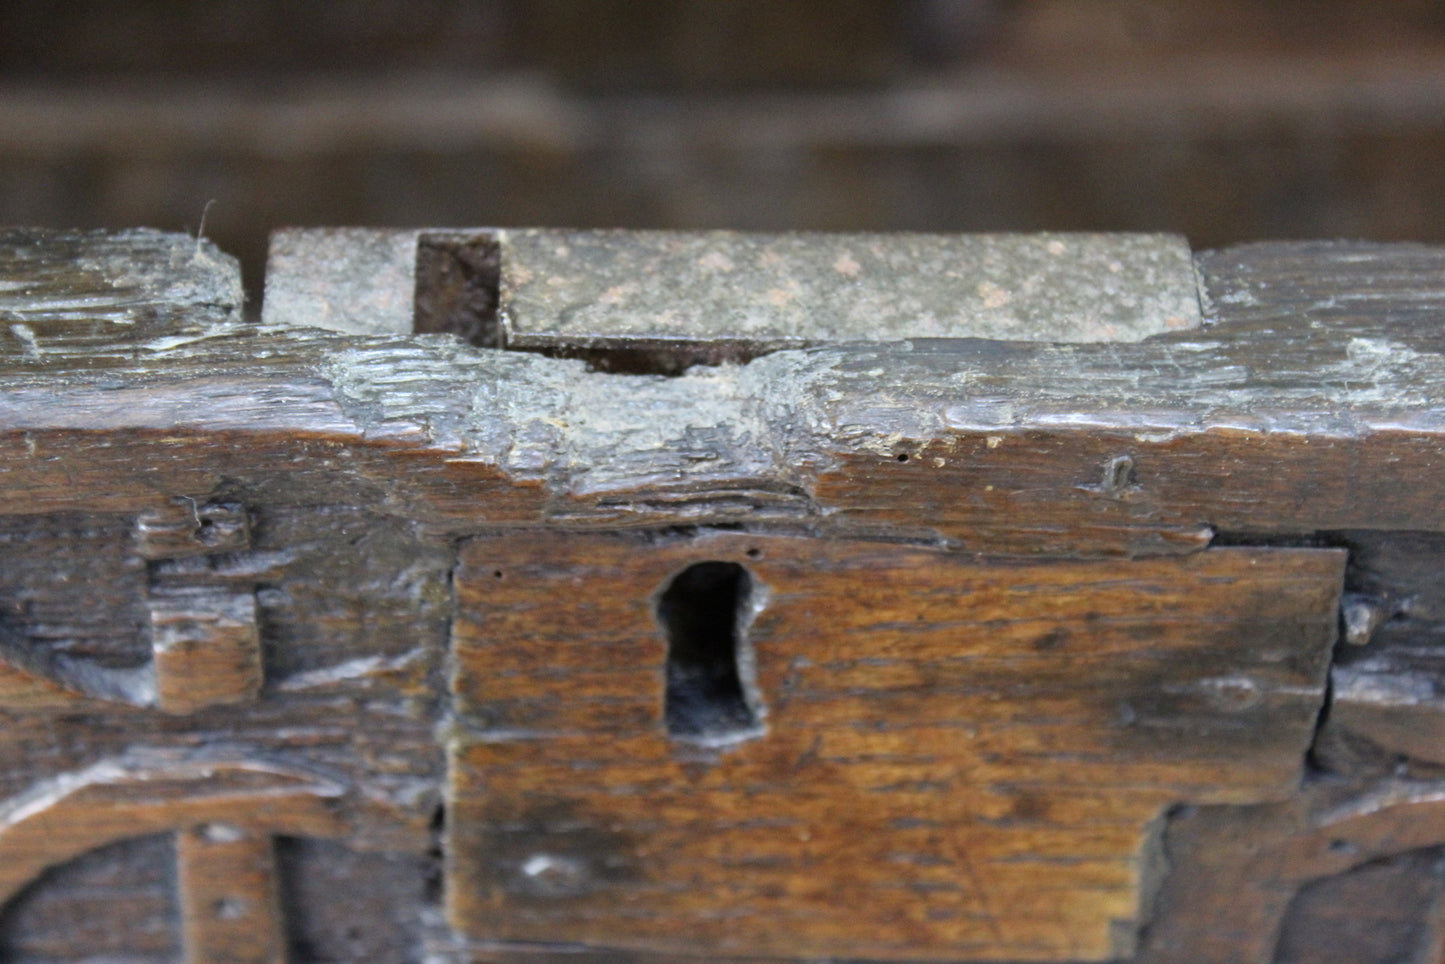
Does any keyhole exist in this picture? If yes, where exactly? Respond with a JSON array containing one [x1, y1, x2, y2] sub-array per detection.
[[657, 562, 765, 746]]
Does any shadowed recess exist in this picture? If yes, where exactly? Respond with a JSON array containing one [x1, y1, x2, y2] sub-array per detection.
[[657, 561, 763, 745], [413, 233, 503, 349]]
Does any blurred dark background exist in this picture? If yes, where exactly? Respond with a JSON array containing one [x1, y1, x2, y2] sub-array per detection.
[[4, 0, 1445, 304]]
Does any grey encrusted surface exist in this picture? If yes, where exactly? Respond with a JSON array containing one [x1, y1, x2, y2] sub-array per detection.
[[265, 228, 419, 337], [0, 228, 240, 322], [10, 230, 1445, 555], [263, 228, 1201, 346], [0, 228, 242, 363], [498, 229, 1201, 347]]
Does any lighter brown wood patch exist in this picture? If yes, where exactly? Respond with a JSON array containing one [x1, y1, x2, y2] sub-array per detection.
[[447, 532, 1344, 961]]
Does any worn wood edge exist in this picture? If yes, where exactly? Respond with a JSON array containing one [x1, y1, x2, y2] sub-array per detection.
[[0, 227, 242, 348], [6, 230, 1445, 556]]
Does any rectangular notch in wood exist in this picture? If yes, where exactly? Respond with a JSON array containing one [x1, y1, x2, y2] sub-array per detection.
[[413, 234, 503, 349]]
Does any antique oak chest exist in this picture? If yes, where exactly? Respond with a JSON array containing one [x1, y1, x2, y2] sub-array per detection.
[[0, 227, 1442, 962]]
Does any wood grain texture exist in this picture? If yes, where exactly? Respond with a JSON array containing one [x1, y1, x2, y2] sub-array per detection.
[[1309, 531, 1445, 776], [0, 752, 344, 908], [1138, 777, 1445, 964], [1272, 846, 1445, 964], [149, 587, 263, 714], [7, 228, 1445, 960], [0, 231, 1443, 556], [0, 493, 450, 958], [176, 825, 285, 964], [447, 532, 1342, 961], [0, 834, 180, 963]]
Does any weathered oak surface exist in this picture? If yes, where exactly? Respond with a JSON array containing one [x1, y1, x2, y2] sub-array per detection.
[[0, 227, 1444, 961]]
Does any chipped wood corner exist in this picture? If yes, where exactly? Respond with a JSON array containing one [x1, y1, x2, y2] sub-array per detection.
[[0, 226, 1443, 961]]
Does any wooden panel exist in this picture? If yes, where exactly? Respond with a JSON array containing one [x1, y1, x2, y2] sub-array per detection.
[[0, 834, 179, 963], [447, 532, 1343, 961], [0, 501, 451, 960], [1272, 846, 1445, 964], [9, 231, 1445, 560], [175, 825, 284, 964], [10, 227, 1445, 960], [1137, 783, 1445, 964], [150, 588, 263, 714]]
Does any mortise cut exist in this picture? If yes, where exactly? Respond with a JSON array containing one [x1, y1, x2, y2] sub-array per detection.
[[413, 234, 503, 349], [413, 232, 711, 373], [657, 561, 765, 746]]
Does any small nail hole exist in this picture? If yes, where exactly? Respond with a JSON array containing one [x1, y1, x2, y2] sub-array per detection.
[[896, 453, 910, 462], [213, 897, 249, 920]]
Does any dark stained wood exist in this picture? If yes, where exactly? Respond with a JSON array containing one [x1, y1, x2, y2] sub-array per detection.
[[1137, 779, 1445, 964], [0, 834, 180, 963], [1309, 531, 1445, 774], [0, 226, 453, 964], [1272, 846, 1445, 964]]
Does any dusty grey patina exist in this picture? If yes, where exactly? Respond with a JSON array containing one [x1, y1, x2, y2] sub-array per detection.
[[264, 228, 420, 338], [264, 228, 1201, 360], [498, 229, 1200, 345]]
